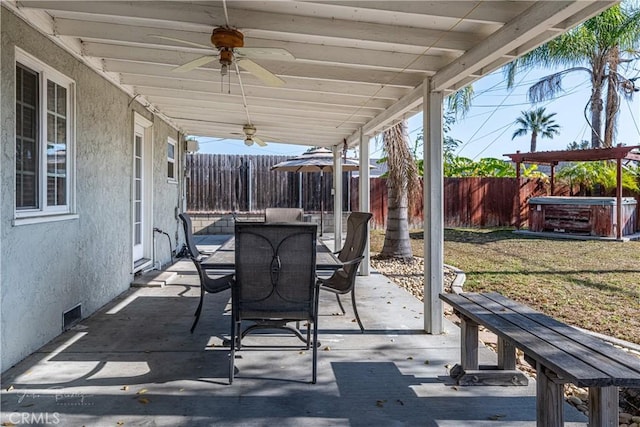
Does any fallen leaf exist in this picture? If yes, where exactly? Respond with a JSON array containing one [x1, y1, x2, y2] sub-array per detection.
[[138, 397, 150, 404], [6, 385, 13, 392], [2, 422, 16, 426], [424, 360, 430, 365], [136, 388, 148, 395], [323, 346, 331, 351], [120, 386, 129, 391], [406, 356, 414, 360], [375, 399, 386, 407], [116, 422, 125, 426], [396, 399, 404, 406], [299, 351, 306, 355], [452, 386, 459, 391]]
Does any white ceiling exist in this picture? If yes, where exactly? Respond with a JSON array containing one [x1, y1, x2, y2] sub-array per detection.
[[9, 1, 616, 149]]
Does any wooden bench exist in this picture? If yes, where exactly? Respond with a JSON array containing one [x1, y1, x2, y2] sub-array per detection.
[[440, 291, 640, 427]]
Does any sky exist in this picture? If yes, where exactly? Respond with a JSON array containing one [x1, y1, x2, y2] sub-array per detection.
[[196, 65, 640, 161]]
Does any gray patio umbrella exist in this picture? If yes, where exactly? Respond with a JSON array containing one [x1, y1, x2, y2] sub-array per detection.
[[271, 147, 361, 235]]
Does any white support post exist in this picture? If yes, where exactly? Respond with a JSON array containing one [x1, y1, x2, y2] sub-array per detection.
[[359, 128, 371, 275], [333, 145, 343, 252], [423, 79, 445, 334]]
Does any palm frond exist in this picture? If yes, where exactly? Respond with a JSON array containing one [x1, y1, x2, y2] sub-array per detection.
[[381, 121, 420, 206]]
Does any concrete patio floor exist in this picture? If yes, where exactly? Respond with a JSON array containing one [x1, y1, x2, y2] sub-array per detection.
[[1, 236, 588, 426]]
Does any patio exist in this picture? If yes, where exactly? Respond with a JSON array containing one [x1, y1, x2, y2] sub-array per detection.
[[1, 237, 587, 426]]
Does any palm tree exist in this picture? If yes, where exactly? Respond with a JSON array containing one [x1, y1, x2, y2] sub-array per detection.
[[379, 120, 419, 260], [511, 107, 560, 152], [506, 3, 640, 148]]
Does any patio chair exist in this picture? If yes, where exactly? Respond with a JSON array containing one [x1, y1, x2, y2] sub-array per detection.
[[318, 211, 372, 332], [230, 223, 319, 384], [179, 212, 211, 260], [264, 207, 304, 223], [189, 256, 233, 333]]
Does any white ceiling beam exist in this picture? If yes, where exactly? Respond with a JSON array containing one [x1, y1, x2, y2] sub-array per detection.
[[146, 95, 378, 119], [161, 106, 363, 129], [135, 85, 391, 111], [177, 119, 351, 141], [431, 1, 610, 91], [121, 74, 409, 100], [83, 40, 450, 74], [104, 59, 423, 88]]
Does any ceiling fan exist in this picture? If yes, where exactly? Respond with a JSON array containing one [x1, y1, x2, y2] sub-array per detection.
[[235, 124, 267, 147], [152, 26, 293, 87]]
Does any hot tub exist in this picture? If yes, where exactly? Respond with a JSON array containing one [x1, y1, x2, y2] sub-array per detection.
[[528, 196, 637, 237]]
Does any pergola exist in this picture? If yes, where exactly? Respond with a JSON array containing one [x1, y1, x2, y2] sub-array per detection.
[[505, 145, 640, 239], [5, 0, 618, 333]]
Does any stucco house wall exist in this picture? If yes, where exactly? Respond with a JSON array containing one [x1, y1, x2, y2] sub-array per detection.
[[0, 8, 185, 371]]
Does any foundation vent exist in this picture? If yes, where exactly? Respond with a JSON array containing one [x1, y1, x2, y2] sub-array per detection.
[[63, 304, 82, 330]]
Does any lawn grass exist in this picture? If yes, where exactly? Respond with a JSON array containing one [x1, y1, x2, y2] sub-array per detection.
[[369, 228, 640, 345]]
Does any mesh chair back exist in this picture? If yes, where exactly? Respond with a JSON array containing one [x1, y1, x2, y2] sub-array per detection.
[[179, 213, 202, 259], [337, 212, 373, 264], [234, 223, 317, 320], [326, 212, 372, 292], [264, 208, 304, 223]]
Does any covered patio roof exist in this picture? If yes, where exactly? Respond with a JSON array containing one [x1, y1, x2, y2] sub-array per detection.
[[7, 1, 616, 148]]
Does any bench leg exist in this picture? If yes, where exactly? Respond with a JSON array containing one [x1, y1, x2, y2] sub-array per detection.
[[588, 386, 618, 427], [536, 364, 563, 427], [497, 336, 517, 370], [460, 316, 479, 370]]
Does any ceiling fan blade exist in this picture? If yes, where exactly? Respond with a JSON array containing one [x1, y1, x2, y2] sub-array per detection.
[[254, 136, 267, 147], [172, 55, 217, 73], [237, 58, 284, 87], [236, 47, 294, 61], [148, 34, 212, 50]]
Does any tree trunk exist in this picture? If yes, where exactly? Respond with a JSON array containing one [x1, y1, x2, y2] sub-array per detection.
[[530, 131, 538, 152], [604, 48, 620, 148], [590, 59, 606, 148], [380, 182, 413, 259]]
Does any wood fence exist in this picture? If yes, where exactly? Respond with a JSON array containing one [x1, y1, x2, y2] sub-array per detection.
[[187, 153, 574, 228], [186, 154, 351, 213]]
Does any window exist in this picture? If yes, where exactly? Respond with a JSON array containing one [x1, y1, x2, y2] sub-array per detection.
[[15, 49, 75, 221], [167, 137, 177, 181]]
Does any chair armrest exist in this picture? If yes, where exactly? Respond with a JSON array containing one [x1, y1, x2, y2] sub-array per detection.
[[340, 256, 364, 266]]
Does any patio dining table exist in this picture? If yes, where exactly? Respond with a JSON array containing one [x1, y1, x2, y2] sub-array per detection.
[[201, 236, 343, 271]]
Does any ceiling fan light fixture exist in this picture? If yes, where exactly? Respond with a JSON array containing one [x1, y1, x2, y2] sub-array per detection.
[[244, 137, 254, 146], [211, 27, 244, 49]]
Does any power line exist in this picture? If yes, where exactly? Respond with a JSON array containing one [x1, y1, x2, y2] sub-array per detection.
[[456, 68, 533, 155]]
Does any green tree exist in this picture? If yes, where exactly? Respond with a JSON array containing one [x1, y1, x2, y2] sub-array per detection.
[[557, 161, 639, 195], [379, 120, 419, 260], [506, 3, 640, 148], [566, 140, 591, 150], [511, 107, 560, 152]]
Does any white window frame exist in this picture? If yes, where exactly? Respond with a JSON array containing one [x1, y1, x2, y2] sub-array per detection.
[[167, 136, 177, 183], [14, 48, 76, 225]]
